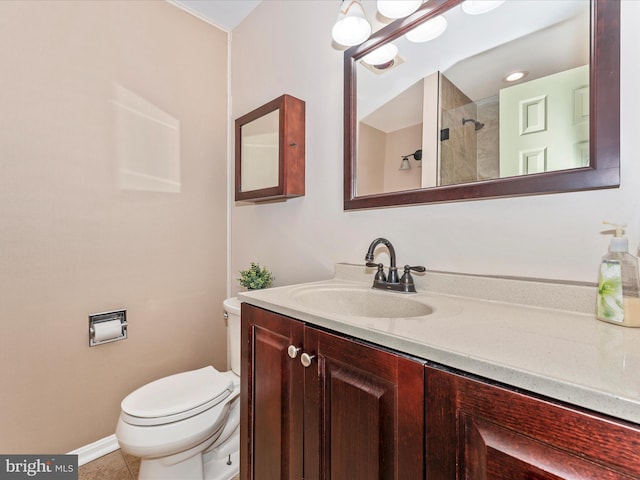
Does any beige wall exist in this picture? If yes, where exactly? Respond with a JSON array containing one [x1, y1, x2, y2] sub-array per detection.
[[0, 1, 228, 453], [230, 0, 640, 294], [357, 122, 421, 195], [356, 123, 385, 196], [383, 124, 422, 193]]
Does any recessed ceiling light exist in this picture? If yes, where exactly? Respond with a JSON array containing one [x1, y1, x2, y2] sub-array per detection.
[[504, 71, 528, 82], [461, 0, 505, 15]]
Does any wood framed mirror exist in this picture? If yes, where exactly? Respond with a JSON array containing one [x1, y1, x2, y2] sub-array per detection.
[[344, 0, 620, 210], [235, 94, 305, 202]]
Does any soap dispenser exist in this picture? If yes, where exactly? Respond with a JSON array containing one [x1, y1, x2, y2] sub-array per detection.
[[596, 221, 640, 327]]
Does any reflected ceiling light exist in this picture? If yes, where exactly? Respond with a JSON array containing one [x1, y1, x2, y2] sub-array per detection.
[[332, 0, 372, 46], [377, 0, 423, 19], [405, 15, 447, 43], [461, 0, 505, 15], [362, 43, 398, 65], [504, 70, 528, 82]]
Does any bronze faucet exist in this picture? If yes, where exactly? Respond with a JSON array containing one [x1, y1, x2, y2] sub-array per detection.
[[365, 238, 425, 293]]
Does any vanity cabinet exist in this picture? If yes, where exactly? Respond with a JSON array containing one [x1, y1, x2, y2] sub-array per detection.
[[240, 304, 425, 480], [241, 303, 640, 480], [425, 366, 640, 479]]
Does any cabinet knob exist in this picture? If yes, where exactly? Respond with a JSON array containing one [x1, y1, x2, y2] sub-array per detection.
[[287, 345, 302, 359], [301, 353, 316, 368]]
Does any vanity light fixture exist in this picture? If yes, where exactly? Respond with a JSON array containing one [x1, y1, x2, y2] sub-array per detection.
[[405, 15, 447, 43], [362, 43, 398, 66], [332, 0, 372, 46], [461, 0, 505, 15], [504, 70, 528, 82], [399, 149, 422, 170], [376, 0, 423, 19]]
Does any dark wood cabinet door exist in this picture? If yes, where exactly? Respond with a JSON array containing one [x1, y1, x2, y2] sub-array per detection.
[[240, 304, 304, 480], [426, 366, 640, 480], [304, 327, 425, 480]]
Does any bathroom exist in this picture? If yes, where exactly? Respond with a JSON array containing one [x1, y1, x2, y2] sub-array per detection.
[[1, 0, 639, 478]]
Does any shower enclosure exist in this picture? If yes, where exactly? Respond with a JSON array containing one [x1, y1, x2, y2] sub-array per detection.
[[439, 73, 499, 186]]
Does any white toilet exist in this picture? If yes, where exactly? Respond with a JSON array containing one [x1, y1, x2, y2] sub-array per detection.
[[116, 298, 242, 480]]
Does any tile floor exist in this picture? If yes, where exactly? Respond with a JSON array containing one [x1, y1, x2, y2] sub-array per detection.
[[78, 450, 139, 480], [78, 450, 240, 480]]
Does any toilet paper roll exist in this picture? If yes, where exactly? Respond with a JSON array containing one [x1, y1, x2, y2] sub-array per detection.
[[93, 319, 123, 342]]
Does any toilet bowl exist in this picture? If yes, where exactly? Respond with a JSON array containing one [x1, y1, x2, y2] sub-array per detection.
[[116, 297, 242, 480]]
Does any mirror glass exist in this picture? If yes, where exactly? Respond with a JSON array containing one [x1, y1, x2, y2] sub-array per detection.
[[240, 110, 279, 192], [345, 0, 620, 209]]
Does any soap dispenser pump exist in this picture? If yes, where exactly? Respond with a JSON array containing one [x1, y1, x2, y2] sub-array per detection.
[[596, 221, 640, 327]]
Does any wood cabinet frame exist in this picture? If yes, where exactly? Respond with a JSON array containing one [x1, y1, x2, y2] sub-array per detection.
[[235, 94, 305, 202], [343, 0, 620, 209]]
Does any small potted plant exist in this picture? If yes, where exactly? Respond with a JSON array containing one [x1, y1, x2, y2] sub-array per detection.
[[238, 262, 274, 290]]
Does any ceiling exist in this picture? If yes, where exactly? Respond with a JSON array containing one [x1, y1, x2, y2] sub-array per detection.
[[169, 0, 261, 31]]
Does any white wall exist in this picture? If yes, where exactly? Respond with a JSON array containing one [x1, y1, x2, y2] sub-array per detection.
[[230, 0, 640, 293]]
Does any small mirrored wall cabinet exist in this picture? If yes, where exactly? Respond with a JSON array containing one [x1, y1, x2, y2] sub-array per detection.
[[235, 94, 305, 202]]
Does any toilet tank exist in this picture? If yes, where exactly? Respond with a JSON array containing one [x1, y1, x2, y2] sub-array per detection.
[[223, 297, 242, 376]]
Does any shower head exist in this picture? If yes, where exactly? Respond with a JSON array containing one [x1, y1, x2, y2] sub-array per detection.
[[462, 118, 484, 131]]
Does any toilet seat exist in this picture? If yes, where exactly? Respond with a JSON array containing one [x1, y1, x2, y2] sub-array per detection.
[[121, 366, 233, 426], [116, 396, 233, 460]]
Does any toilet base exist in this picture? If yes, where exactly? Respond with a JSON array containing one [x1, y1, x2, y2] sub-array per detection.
[[135, 428, 239, 480], [203, 450, 239, 480], [139, 453, 204, 480], [203, 422, 239, 480]]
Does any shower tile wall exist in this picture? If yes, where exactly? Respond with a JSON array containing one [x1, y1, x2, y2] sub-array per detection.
[[477, 96, 500, 180], [439, 73, 477, 185], [439, 74, 500, 185]]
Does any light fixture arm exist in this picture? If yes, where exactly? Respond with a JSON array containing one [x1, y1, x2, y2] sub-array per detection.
[[401, 149, 422, 161], [339, 0, 358, 15]]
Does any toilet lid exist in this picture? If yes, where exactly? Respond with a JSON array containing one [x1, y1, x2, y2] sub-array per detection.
[[121, 366, 233, 424]]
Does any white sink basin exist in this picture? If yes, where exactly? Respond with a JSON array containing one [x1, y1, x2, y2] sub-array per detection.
[[290, 286, 433, 318]]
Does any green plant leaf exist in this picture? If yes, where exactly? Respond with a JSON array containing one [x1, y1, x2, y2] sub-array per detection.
[[238, 262, 274, 290]]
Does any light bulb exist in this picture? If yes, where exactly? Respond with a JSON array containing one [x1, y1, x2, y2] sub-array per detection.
[[461, 0, 505, 15], [362, 43, 398, 65], [399, 157, 411, 170], [332, 0, 372, 46], [405, 15, 447, 43], [377, 0, 422, 19]]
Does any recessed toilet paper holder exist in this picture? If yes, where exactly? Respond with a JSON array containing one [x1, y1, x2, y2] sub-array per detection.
[[89, 309, 127, 347]]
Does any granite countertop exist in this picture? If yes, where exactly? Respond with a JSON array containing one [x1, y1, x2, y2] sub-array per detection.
[[238, 263, 640, 425]]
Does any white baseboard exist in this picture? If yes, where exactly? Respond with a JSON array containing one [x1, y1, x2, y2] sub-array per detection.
[[68, 434, 119, 466]]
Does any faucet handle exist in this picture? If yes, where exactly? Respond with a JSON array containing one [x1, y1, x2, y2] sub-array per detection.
[[404, 265, 426, 273], [366, 262, 387, 282], [398, 265, 426, 293]]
